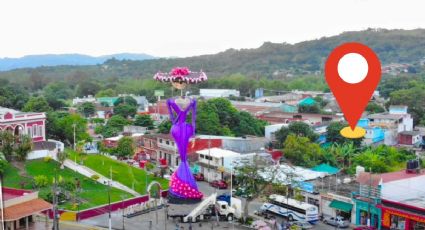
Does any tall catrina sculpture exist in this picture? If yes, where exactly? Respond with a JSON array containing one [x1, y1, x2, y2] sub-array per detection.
[[154, 67, 207, 203]]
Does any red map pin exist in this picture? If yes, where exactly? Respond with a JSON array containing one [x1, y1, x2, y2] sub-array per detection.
[[325, 42, 381, 137]]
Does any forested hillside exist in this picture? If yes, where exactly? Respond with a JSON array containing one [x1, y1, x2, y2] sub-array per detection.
[[1, 28, 424, 80]]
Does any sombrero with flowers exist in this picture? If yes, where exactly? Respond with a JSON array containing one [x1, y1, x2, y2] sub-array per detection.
[[153, 67, 207, 84]]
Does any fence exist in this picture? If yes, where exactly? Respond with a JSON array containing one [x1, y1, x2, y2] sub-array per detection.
[[44, 190, 168, 221]]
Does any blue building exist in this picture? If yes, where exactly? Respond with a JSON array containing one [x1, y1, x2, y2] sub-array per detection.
[[357, 119, 385, 145]]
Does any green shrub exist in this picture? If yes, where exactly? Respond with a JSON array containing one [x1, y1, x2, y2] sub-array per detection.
[[60, 179, 76, 191], [91, 174, 100, 180], [44, 156, 52, 162], [34, 175, 49, 188]]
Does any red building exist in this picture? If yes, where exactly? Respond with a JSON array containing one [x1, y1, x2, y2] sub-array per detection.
[[0, 107, 46, 143], [398, 131, 421, 146], [1, 187, 52, 230]]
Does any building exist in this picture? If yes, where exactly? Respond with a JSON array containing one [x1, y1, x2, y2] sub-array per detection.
[[97, 97, 119, 107], [257, 110, 342, 125], [200, 89, 240, 98], [0, 107, 46, 143], [1, 187, 52, 230], [352, 170, 425, 229], [398, 131, 422, 146], [367, 105, 414, 145], [358, 119, 385, 145], [230, 101, 282, 116], [117, 94, 149, 113], [379, 172, 425, 230], [196, 148, 241, 181], [72, 95, 96, 105]]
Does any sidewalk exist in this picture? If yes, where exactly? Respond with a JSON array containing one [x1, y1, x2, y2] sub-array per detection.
[[63, 159, 141, 197]]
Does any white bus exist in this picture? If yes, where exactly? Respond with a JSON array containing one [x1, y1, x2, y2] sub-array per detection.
[[259, 194, 319, 223]]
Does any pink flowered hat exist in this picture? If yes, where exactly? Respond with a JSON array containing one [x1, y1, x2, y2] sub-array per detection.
[[154, 67, 207, 84]]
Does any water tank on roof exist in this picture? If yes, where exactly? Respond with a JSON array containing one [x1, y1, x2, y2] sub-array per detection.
[[356, 166, 365, 177]]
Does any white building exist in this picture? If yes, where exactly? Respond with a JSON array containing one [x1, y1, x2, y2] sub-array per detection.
[[196, 148, 241, 182], [367, 105, 413, 145], [200, 89, 240, 98], [72, 95, 96, 105]]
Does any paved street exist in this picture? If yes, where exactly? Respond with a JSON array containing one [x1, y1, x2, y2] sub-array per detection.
[[76, 181, 354, 229]]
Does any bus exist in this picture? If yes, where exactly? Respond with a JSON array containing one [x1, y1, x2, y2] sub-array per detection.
[[258, 194, 319, 223]]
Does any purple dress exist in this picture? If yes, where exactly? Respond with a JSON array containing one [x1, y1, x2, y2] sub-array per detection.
[[167, 98, 203, 201]]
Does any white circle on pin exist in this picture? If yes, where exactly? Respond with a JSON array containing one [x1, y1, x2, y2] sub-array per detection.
[[337, 53, 369, 84]]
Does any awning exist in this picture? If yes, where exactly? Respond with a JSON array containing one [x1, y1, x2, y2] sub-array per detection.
[[329, 200, 353, 213], [4, 198, 52, 221]]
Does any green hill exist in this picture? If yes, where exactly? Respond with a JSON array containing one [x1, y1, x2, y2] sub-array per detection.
[[1, 28, 425, 79]]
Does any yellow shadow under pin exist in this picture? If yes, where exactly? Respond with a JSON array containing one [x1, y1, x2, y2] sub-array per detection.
[[340, 126, 366, 139]]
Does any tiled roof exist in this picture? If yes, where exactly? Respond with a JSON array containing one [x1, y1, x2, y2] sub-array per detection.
[[4, 198, 52, 221]]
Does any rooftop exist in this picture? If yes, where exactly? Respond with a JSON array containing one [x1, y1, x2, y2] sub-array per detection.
[[197, 147, 241, 158]]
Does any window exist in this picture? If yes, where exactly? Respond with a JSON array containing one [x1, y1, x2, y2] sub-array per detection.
[[32, 125, 37, 137], [159, 151, 162, 158], [38, 126, 43, 137], [176, 157, 179, 165], [27, 127, 32, 137], [166, 140, 170, 145], [200, 154, 205, 159], [159, 139, 163, 143]]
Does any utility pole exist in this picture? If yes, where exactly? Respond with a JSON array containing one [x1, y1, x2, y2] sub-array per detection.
[[368, 167, 372, 227], [106, 180, 112, 230], [0, 175, 6, 230], [72, 123, 76, 151], [53, 169, 59, 230]]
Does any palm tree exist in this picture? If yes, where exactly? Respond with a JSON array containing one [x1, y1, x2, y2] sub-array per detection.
[[15, 135, 33, 161]]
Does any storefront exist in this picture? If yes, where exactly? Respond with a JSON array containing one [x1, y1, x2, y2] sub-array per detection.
[[320, 193, 356, 224], [379, 201, 425, 230], [353, 198, 382, 229]]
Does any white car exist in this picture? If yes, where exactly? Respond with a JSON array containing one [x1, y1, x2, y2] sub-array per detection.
[[323, 216, 349, 228]]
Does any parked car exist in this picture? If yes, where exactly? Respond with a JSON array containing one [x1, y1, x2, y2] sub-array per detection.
[[291, 221, 313, 229], [210, 180, 228, 189], [354, 226, 377, 230], [323, 216, 349, 228], [193, 173, 205, 181]]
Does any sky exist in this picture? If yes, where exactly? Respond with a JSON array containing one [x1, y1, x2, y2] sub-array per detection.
[[1, 0, 424, 58]]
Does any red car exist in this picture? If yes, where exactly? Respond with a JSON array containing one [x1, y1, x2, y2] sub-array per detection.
[[210, 180, 228, 189], [193, 173, 205, 181]]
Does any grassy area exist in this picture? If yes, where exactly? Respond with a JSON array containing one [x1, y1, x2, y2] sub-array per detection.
[[67, 149, 169, 194], [2, 160, 133, 210]]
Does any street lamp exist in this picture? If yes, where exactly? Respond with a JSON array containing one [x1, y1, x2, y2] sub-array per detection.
[[104, 181, 112, 230]]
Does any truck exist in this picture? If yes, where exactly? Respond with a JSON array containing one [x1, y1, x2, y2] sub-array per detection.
[[167, 193, 242, 223]]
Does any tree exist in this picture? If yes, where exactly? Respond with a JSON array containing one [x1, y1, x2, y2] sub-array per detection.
[[134, 115, 154, 129], [158, 120, 172, 134], [366, 102, 385, 113], [234, 155, 280, 222], [326, 122, 363, 147], [389, 84, 425, 125], [43, 81, 73, 110], [114, 104, 137, 118], [95, 89, 116, 97], [22, 96, 52, 112], [15, 135, 33, 161], [114, 96, 138, 107], [298, 104, 320, 113], [274, 121, 318, 148], [78, 102, 96, 118], [115, 137, 135, 157], [100, 115, 129, 138], [56, 114, 89, 145], [57, 150, 68, 169], [0, 131, 15, 161], [196, 101, 223, 135], [75, 80, 101, 97], [283, 134, 322, 167], [107, 115, 129, 130]]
